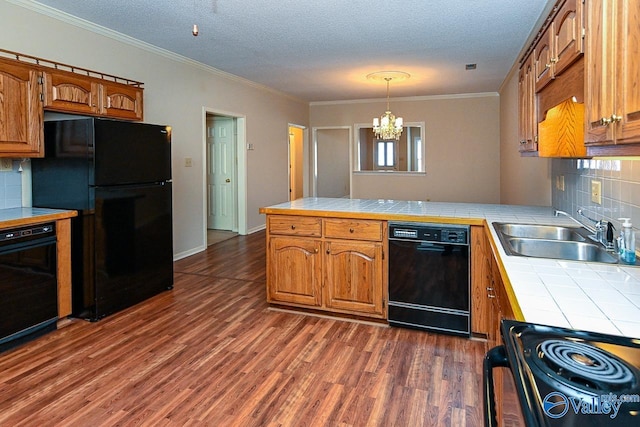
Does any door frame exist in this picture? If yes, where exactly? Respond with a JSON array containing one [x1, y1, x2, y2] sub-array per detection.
[[287, 123, 309, 200], [311, 126, 352, 198], [202, 107, 247, 243]]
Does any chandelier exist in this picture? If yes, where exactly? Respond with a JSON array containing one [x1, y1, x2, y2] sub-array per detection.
[[368, 71, 410, 140]]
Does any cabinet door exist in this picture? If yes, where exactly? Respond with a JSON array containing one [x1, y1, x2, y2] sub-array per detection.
[[100, 81, 143, 121], [43, 70, 99, 115], [585, 0, 616, 144], [470, 226, 491, 336], [268, 236, 322, 307], [324, 240, 384, 317], [553, 0, 584, 77], [615, 1, 640, 144], [534, 25, 554, 92], [519, 55, 538, 152], [0, 59, 43, 156]]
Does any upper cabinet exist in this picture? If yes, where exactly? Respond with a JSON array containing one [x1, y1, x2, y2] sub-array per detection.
[[43, 68, 143, 121], [518, 54, 537, 154], [534, 0, 584, 92], [518, 0, 586, 157], [0, 49, 144, 158], [0, 58, 44, 157], [585, 0, 640, 155]]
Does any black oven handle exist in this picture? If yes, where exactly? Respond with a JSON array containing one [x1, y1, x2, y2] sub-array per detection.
[[483, 345, 509, 427]]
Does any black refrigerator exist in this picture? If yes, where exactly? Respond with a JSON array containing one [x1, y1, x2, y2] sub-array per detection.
[[32, 118, 173, 321]]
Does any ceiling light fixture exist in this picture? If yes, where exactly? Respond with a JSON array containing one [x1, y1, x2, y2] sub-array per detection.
[[192, 24, 199, 36], [367, 71, 410, 140]]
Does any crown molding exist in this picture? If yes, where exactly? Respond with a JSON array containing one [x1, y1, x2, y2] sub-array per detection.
[[309, 92, 499, 107], [7, 0, 306, 104]]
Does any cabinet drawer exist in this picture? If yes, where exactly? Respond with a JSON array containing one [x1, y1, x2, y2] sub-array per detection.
[[323, 219, 383, 241], [269, 216, 322, 237]]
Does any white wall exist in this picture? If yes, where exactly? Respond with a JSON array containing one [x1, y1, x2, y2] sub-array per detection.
[[310, 95, 501, 203], [1, 0, 308, 258], [498, 66, 551, 206]]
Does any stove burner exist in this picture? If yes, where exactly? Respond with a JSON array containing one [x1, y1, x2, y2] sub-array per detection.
[[538, 339, 636, 389]]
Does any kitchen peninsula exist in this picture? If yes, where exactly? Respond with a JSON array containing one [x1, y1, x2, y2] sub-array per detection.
[[260, 198, 640, 339]]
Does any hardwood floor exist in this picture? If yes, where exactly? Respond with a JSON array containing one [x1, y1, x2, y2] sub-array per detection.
[[0, 231, 492, 426]]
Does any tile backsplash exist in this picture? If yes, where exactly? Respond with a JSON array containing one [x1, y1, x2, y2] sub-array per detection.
[[552, 158, 640, 253], [0, 160, 22, 209]]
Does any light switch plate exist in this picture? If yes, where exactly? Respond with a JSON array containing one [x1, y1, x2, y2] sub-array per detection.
[[0, 159, 12, 172], [184, 157, 193, 167], [591, 180, 602, 204]]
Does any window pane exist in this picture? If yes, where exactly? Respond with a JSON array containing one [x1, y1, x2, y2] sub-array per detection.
[[386, 142, 394, 166], [377, 142, 385, 166]]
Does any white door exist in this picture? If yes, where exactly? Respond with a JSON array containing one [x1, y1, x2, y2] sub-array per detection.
[[207, 116, 235, 230]]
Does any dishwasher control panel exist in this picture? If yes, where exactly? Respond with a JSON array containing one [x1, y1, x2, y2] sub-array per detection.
[[389, 222, 468, 244]]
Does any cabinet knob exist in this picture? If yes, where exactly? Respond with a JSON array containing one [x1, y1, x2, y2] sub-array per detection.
[[314, 248, 319, 253], [326, 249, 330, 254], [600, 116, 612, 126], [291, 225, 296, 230], [349, 228, 354, 233], [488, 294, 496, 299], [611, 114, 622, 123]]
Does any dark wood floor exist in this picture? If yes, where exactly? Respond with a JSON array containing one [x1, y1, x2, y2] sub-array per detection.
[[0, 231, 501, 426]]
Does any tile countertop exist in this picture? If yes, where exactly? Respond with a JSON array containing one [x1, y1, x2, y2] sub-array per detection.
[[0, 207, 78, 228], [261, 197, 640, 338]]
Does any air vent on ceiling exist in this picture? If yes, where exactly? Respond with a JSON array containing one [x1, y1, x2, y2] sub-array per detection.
[[465, 64, 477, 70]]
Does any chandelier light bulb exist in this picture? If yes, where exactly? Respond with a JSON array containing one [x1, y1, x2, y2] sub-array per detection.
[[192, 24, 199, 36]]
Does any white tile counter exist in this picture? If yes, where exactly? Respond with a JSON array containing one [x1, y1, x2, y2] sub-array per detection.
[[261, 197, 640, 338], [0, 207, 77, 228]]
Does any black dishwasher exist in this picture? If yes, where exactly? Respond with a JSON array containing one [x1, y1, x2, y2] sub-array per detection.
[[388, 222, 470, 337], [0, 223, 58, 353]]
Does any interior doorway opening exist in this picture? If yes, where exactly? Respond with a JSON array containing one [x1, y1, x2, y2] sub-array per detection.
[[204, 111, 246, 246], [288, 124, 306, 201]]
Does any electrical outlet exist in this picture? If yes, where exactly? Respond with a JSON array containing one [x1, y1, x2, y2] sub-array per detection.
[[184, 157, 193, 167], [591, 180, 602, 204], [0, 159, 12, 172]]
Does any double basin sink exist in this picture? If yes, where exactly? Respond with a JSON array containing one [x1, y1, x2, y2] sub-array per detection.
[[493, 222, 619, 264]]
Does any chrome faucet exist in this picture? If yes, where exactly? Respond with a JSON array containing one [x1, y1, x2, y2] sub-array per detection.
[[577, 208, 614, 250], [554, 209, 570, 217]]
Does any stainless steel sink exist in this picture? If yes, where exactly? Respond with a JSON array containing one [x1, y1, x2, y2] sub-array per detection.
[[493, 223, 587, 241], [504, 237, 618, 264], [492, 222, 619, 264]]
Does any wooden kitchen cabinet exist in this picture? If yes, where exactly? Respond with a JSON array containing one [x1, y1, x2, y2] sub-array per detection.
[[99, 80, 144, 120], [1, 49, 144, 157], [471, 225, 492, 337], [0, 58, 44, 157], [266, 215, 387, 319], [518, 54, 538, 153], [534, 0, 584, 92], [43, 68, 143, 121], [585, 0, 640, 154], [518, 0, 585, 157], [268, 235, 322, 306], [324, 239, 384, 316]]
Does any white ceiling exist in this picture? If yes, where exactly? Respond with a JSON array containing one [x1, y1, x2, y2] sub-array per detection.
[[32, 0, 553, 102]]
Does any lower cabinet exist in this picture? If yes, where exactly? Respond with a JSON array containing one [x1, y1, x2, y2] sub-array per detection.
[[324, 239, 384, 316], [268, 236, 322, 307], [266, 215, 387, 319]]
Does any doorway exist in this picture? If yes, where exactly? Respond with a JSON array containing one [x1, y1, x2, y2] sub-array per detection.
[[312, 127, 351, 198], [205, 113, 240, 246], [288, 125, 305, 201]]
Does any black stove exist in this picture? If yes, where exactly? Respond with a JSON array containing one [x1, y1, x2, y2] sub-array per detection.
[[484, 320, 640, 426]]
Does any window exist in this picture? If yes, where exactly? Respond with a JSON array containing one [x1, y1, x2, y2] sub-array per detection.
[[355, 123, 425, 173], [376, 140, 395, 169]]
